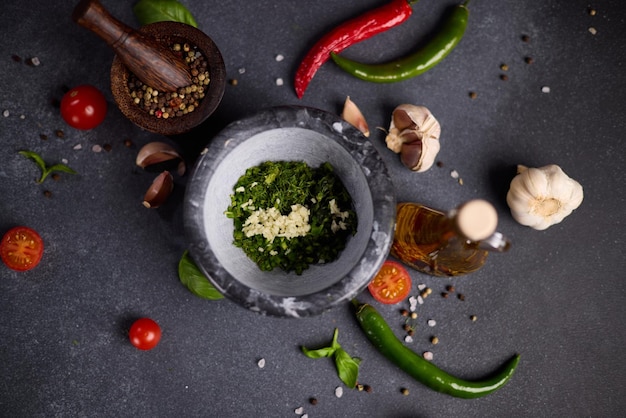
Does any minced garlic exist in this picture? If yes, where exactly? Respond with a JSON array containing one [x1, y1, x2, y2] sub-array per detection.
[[243, 204, 311, 242]]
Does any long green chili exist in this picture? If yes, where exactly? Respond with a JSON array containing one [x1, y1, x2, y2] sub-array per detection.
[[331, 1, 469, 83], [353, 300, 520, 398]]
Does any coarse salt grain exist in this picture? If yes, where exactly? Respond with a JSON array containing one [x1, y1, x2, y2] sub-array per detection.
[[417, 295, 424, 305], [404, 335, 414, 343], [275, 54, 285, 62], [417, 284, 426, 291], [238, 67, 246, 74], [92, 144, 102, 153], [276, 78, 284, 86], [335, 386, 343, 398], [588, 27, 597, 35], [257, 358, 266, 368], [427, 319, 436, 327], [73, 144, 82, 150], [294, 406, 304, 414], [423, 351, 434, 361], [3, 110, 9, 117], [541, 86, 551, 93], [450, 170, 459, 179], [61, 158, 69, 164]]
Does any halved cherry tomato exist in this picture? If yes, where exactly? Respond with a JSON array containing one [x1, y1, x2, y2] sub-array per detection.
[[129, 318, 162, 350], [0, 226, 44, 272], [60, 84, 107, 130], [368, 260, 412, 305]]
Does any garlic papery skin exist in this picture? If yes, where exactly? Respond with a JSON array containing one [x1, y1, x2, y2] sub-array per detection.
[[506, 164, 583, 230], [385, 104, 441, 172]]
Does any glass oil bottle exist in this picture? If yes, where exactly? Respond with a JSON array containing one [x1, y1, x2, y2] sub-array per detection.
[[390, 199, 510, 277]]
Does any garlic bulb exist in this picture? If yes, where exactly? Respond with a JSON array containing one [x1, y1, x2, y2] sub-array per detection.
[[506, 164, 583, 230], [384, 104, 440, 172]]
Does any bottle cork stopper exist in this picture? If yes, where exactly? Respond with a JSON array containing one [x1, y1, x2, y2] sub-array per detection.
[[455, 199, 498, 241]]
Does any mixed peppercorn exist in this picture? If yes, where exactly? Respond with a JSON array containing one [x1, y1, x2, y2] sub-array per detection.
[[127, 42, 209, 119]]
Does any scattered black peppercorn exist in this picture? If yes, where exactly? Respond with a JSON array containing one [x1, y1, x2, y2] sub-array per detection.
[[309, 397, 318, 405], [55, 129, 64, 139], [40, 134, 48, 141]]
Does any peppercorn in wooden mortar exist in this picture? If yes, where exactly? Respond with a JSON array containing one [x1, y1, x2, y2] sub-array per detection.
[[127, 42, 209, 119]]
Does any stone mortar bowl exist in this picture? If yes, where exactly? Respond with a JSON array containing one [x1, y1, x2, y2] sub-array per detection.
[[184, 106, 396, 317], [110, 21, 226, 136]]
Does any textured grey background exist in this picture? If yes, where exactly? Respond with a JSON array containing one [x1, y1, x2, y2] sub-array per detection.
[[1, 0, 625, 417]]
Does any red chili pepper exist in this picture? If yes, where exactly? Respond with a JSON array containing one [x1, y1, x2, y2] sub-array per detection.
[[294, 0, 416, 99]]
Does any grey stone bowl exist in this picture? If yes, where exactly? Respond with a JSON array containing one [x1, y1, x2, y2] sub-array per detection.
[[184, 106, 396, 317]]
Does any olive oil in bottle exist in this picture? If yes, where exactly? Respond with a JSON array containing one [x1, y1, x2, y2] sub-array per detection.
[[391, 200, 510, 276]]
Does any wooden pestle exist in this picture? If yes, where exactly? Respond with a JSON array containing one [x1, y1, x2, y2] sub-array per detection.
[[72, 0, 192, 92]]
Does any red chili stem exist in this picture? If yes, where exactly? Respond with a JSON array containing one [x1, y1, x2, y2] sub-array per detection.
[[294, 0, 415, 98]]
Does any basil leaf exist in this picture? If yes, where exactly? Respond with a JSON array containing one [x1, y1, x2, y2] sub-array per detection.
[[301, 328, 361, 387], [302, 345, 336, 359], [19, 150, 46, 170], [48, 164, 78, 175], [133, 0, 198, 28], [178, 250, 224, 300], [19, 150, 77, 183], [334, 348, 361, 388]]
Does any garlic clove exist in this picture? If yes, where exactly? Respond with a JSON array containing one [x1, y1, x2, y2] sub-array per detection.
[[341, 96, 370, 137], [143, 171, 174, 209], [385, 104, 441, 172], [136, 141, 186, 176], [506, 164, 583, 230]]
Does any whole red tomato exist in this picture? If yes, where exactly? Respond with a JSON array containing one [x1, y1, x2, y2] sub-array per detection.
[[129, 318, 162, 350], [60, 84, 107, 130]]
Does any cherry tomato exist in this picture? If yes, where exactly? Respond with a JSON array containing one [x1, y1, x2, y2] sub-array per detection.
[[368, 260, 412, 305], [129, 318, 162, 350], [60, 84, 107, 130], [0, 226, 44, 272]]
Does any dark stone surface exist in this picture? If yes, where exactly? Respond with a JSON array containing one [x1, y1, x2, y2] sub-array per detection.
[[1, 0, 624, 417]]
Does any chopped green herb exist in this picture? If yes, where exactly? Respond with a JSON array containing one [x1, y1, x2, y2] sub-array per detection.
[[225, 161, 357, 274], [19, 150, 77, 184], [302, 328, 361, 388]]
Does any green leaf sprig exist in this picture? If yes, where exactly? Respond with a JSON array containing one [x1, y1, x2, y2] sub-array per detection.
[[19, 150, 77, 184], [133, 0, 198, 28], [178, 250, 224, 300], [302, 328, 361, 388]]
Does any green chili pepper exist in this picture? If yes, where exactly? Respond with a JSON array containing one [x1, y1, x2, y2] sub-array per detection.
[[352, 300, 520, 398], [331, 1, 470, 83]]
